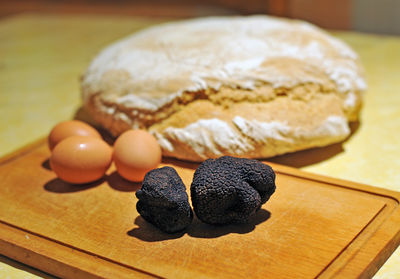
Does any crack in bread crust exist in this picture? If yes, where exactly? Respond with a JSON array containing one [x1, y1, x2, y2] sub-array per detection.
[[84, 82, 361, 135]]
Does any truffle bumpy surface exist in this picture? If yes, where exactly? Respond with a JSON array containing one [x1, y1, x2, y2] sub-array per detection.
[[136, 167, 193, 233], [191, 156, 276, 225]]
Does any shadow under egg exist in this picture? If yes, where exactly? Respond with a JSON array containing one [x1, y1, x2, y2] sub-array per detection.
[[106, 171, 142, 192], [44, 177, 104, 193]]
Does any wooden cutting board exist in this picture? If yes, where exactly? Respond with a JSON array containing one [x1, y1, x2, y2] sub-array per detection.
[[1, 139, 400, 279]]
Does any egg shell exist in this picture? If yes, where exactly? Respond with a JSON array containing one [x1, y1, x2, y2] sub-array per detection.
[[50, 136, 112, 184], [48, 120, 101, 150], [113, 130, 162, 182]]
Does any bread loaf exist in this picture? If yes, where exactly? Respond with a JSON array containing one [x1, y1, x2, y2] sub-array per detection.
[[82, 16, 366, 161]]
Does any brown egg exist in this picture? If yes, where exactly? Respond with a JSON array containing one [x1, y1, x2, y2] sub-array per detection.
[[50, 136, 112, 184], [48, 120, 101, 150], [113, 130, 162, 182]]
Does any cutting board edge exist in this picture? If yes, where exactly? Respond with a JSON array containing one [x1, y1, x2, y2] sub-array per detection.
[[266, 161, 400, 205], [360, 208, 400, 279], [316, 200, 400, 278], [0, 137, 47, 166], [0, 219, 159, 279]]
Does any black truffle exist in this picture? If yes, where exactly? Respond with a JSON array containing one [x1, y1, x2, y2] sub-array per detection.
[[190, 156, 276, 225], [136, 167, 193, 233]]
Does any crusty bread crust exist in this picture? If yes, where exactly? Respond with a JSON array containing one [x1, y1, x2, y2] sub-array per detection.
[[82, 16, 366, 161]]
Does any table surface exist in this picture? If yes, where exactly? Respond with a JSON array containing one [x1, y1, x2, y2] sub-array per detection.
[[0, 14, 399, 279]]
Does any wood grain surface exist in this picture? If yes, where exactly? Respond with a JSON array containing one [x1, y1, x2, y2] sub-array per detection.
[[0, 139, 400, 278]]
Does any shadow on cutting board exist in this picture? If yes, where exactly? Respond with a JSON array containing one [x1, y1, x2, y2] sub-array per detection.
[[187, 209, 271, 238], [127, 217, 186, 241], [107, 171, 142, 192], [127, 209, 271, 242], [42, 163, 141, 192], [41, 158, 52, 170], [44, 177, 105, 193]]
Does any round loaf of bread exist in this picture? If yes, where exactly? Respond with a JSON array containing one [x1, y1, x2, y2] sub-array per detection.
[[82, 15, 366, 161]]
